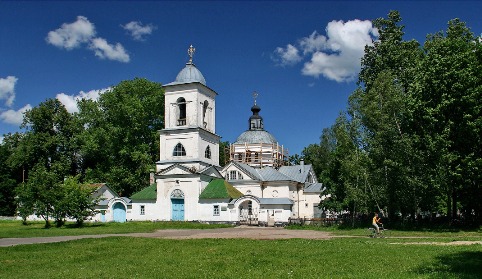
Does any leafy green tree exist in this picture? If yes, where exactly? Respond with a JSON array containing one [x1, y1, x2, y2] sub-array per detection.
[[8, 99, 81, 227], [62, 176, 99, 226], [8, 98, 81, 179], [20, 164, 63, 227], [14, 183, 34, 225], [289, 154, 302, 166], [77, 78, 164, 196], [413, 19, 482, 223], [313, 112, 371, 224], [0, 141, 17, 215]]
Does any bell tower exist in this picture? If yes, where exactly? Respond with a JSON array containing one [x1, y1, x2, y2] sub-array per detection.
[[157, 45, 220, 171]]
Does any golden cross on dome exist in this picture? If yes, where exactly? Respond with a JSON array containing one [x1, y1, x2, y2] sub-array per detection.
[[252, 91, 258, 105], [188, 45, 195, 63]]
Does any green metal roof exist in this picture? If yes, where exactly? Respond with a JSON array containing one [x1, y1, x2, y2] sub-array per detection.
[[130, 184, 157, 200], [199, 179, 243, 199]]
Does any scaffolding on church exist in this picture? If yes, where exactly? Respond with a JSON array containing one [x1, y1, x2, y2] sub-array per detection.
[[229, 142, 289, 169]]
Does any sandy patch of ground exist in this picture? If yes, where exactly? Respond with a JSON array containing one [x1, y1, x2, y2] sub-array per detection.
[[390, 241, 482, 246], [128, 226, 333, 240], [1, 226, 480, 247], [0, 226, 333, 247]]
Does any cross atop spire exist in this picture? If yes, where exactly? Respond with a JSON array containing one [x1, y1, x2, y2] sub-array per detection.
[[252, 91, 258, 105], [188, 45, 196, 64]]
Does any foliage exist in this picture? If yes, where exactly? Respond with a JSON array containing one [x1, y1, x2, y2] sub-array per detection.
[[218, 140, 230, 167], [0, 141, 17, 215], [2, 78, 165, 222], [301, 11, 482, 226], [76, 78, 164, 196], [61, 177, 99, 226], [17, 164, 63, 227]]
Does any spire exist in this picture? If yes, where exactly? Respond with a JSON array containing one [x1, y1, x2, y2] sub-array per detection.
[[252, 91, 258, 105], [187, 45, 195, 64]]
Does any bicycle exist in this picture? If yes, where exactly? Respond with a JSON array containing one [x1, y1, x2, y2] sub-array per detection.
[[368, 223, 388, 238]]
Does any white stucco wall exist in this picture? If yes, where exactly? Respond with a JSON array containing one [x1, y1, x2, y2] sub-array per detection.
[[129, 201, 159, 221]]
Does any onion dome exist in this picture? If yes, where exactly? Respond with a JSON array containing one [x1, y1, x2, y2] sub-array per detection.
[[234, 93, 278, 144]]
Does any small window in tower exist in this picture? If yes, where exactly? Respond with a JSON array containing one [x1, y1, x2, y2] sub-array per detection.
[[173, 143, 186, 156], [177, 97, 187, 126], [203, 100, 209, 128], [205, 146, 211, 159]]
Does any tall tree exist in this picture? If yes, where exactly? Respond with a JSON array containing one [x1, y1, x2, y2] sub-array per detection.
[[77, 78, 164, 196], [9, 98, 81, 178], [0, 140, 17, 215], [413, 19, 482, 223]]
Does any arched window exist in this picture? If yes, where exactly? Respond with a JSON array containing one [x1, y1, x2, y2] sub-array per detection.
[[205, 146, 211, 159], [173, 143, 186, 156], [202, 100, 209, 128], [177, 97, 186, 126]]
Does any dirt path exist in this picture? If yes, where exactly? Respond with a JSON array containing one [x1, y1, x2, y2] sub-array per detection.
[[391, 241, 482, 246], [0, 226, 333, 247], [2, 227, 480, 247]]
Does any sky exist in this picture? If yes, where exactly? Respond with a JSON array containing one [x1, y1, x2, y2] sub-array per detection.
[[1, 1, 481, 155]]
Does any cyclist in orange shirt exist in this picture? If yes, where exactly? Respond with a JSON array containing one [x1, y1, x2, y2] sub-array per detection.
[[372, 213, 382, 234]]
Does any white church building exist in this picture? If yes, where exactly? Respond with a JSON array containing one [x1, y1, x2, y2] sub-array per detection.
[[93, 46, 325, 225]]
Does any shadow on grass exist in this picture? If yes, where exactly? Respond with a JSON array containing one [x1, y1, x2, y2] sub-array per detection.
[[414, 251, 482, 279]]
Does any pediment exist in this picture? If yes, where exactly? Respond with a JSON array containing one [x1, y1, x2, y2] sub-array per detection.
[[200, 165, 223, 178], [158, 164, 196, 176]]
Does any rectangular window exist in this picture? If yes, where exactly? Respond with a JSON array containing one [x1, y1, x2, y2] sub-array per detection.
[[140, 205, 145, 215], [229, 170, 237, 180], [213, 205, 220, 216]]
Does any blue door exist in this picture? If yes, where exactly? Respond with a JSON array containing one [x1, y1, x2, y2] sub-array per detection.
[[101, 210, 106, 222], [171, 199, 184, 221], [113, 202, 126, 222]]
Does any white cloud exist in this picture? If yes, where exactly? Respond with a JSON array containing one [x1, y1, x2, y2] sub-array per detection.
[[273, 19, 378, 83], [47, 16, 130, 63], [56, 88, 109, 113], [0, 104, 32, 125], [46, 16, 96, 50], [0, 76, 18, 107], [90, 38, 130, 63], [299, 31, 327, 54], [274, 44, 302, 66], [122, 21, 156, 41]]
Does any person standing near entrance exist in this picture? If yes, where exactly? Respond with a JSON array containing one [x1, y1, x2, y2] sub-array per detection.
[[372, 213, 382, 234]]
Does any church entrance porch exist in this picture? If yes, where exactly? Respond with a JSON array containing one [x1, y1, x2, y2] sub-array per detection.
[[235, 196, 260, 226]]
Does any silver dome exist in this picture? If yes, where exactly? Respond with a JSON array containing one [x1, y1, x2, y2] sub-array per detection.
[[174, 63, 206, 85], [234, 130, 278, 144]]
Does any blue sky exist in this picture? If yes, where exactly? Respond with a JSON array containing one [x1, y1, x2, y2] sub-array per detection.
[[1, 1, 481, 155]]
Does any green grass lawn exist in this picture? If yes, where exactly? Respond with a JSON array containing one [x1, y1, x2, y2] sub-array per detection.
[[1, 236, 481, 278], [1, 221, 481, 278], [0, 220, 232, 238]]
